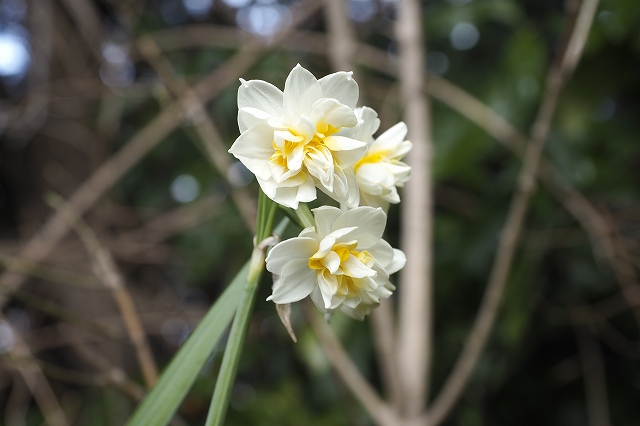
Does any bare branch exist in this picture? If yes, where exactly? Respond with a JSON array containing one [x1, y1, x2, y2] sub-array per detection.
[[323, 0, 357, 72], [305, 304, 397, 426], [370, 299, 402, 405], [426, 1, 600, 424], [47, 194, 159, 388], [136, 35, 257, 231], [394, 0, 434, 416], [2, 315, 70, 426], [574, 327, 611, 426]]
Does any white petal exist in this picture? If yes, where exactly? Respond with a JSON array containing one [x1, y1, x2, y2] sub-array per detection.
[[266, 237, 318, 274], [340, 304, 370, 320], [238, 78, 283, 119], [299, 226, 319, 240], [331, 141, 368, 167], [238, 107, 272, 133], [317, 270, 338, 308], [318, 71, 359, 109], [386, 249, 406, 275], [257, 176, 278, 198], [323, 135, 367, 152], [351, 106, 380, 142], [321, 251, 341, 274], [269, 269, 316, 304], [228, 124, 274, 180], [272, 179, 317, 209], [357, 163, 387, 185], [328, 293, 346, 310], [311, 205, 342, 238], [369, 122, 408, 152], [294, 114, 317, 142], [386, 163, 412, 182], [310, 286, 329, 313], [332, 206, 386, 248], [342, 254, 376, 278], [393, 140, 413, 159], [367, 239, 395, 269], [283, 64, 323, 125], [316, 227, 358, 255], [342, 295, 361, 308], [310, 99, 358, 131], [359, 191, 389, 210]]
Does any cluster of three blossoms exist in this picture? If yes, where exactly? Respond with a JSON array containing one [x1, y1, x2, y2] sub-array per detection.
[[229, 64, 411, 320]]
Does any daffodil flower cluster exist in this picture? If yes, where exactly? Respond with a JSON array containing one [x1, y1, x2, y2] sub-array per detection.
[[228, 65, 411, 319]]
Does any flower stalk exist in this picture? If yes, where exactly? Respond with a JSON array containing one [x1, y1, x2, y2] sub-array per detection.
[[205, 190, 277, 426]]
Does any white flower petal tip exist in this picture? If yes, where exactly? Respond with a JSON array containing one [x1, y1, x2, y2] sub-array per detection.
[[266, 206, 404, 320], [229, 65, 365, 208], [351, 116, 412, 209]]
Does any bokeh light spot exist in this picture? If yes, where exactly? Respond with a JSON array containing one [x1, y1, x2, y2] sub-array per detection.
[[450, 22, 479, 51]]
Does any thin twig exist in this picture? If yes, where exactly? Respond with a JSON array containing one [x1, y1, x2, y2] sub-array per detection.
[[304, 303, 397, 426], [73, 343, 145, 402], [4, 372, 30, 426], [0, 252, 101, 289], [323, 0, 357, 73], [7, 0, 53, 145], [574, 327, 611, 426], [2, 314, 70, 426], [394, 0, 434, 417], [426, 1, 600, 424], [136, 36, 257, 231], [4, 288, 117, 339], [47, 193, 159, 388], [369, 298, 402, 405]]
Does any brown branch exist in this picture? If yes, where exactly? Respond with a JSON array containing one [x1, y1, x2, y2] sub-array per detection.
[[574, 327, 611, 426], [304, 303, 397, 426], [47, 194, 159, 389], [73, 343, 145, 402], [0, 252, 101, 289], [4, 288, 117, 339], [426, 1, 600, 424], [2, 314, 70, 426], [0, 0, 324, 307], [7, 0, 53, 145], [4, 373, 30, 426], [394, 0, 434, 417], [323, 0, 357, 72], [369, 298, 402, 406], [136, 36, 257, 231]]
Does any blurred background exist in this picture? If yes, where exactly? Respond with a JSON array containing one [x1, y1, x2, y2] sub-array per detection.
[[0, 0, 639, 425]]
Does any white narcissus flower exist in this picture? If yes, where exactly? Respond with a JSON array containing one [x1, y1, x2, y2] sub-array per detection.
[[347, 107, 413, 211], [228, 64, 367, 209], [265, 206, 406, 320]]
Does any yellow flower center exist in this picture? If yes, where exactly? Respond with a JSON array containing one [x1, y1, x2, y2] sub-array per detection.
[[269, 125, 340, 176], [308, 242, 374, 296]]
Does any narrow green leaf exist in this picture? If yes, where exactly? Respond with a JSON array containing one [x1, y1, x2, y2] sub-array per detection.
[[125, 262, 248, 426], [204, 196, 281, 426]]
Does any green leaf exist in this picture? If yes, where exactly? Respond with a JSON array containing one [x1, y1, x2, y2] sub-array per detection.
[[204, 194, 283, 426], [125, 262, 248, 426]]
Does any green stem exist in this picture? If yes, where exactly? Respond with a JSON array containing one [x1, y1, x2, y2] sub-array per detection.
[[295, 203, 315, 228], [205, 190, 278, 426]]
